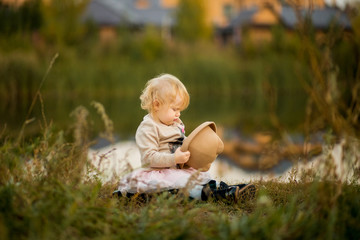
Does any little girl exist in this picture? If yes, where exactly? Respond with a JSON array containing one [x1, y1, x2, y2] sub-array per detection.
[[115, 74, 254, 202]]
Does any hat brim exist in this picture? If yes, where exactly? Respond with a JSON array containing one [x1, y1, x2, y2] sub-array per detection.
[[180, 121, 217, 152]]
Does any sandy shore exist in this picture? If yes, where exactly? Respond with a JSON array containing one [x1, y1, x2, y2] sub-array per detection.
[[87, 140, 358, 184]]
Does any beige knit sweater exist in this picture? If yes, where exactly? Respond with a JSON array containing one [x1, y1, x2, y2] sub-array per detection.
[[135, 114, 185, 169]]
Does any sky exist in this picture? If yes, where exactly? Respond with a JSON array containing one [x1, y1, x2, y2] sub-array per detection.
[[325, 0, 360, 8]]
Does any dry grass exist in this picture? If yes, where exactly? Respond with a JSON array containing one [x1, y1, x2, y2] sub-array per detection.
[[0, 97, 359, 239], [1, 4, 359, 238]]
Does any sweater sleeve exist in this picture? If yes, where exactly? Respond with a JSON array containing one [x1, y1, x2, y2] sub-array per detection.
[[135, 121, 176, 168]]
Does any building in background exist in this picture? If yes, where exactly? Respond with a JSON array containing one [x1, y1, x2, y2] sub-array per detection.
[[82, 0, 352, 43], [82, 0, 177, 42], [1, 0, 353, 44], [228, 0, 352, 44]]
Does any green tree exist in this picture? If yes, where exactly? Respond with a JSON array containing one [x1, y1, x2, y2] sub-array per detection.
[[175, 0, 211, 41], [0, 1, 42, 36], [40, 0, 89, 46]]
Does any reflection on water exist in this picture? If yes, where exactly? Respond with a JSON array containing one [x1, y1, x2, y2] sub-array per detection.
[[2, 91, 307, 139]]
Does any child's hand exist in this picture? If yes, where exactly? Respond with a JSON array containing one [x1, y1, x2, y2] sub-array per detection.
[[174, 147, 190, 164]]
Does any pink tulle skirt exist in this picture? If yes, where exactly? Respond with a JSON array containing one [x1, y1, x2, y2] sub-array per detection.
[[117, 168, 212, 193]]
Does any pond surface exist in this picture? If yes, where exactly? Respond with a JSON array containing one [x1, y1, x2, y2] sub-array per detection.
[[2, 90, 307, 139]]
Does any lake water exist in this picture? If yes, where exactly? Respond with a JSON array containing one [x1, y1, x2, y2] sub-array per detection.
[[2, 90, 307, 140]]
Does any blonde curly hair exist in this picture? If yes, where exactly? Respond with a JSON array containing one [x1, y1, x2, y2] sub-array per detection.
[[140, 74, 190, 113]]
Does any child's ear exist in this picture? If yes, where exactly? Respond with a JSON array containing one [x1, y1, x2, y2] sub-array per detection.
[[153, 99, 160, 111]]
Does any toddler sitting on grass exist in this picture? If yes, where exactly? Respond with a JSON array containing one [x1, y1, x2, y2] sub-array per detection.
[[114, 74, 255, 202]]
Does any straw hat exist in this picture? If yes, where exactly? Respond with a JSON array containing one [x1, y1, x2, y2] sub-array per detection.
[[180, 122, 224, 172]]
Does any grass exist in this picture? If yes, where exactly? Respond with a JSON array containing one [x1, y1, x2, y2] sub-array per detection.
[[1, 9, 360, 239], [0, 42, 310, 139], [0, 118, 359, 240]]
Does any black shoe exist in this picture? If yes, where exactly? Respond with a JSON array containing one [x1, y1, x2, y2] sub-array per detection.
[[112, 190, 142, 199], [113, 189, 180, 200], [202, 185, 240, 203], [112, 190, 122, 197], [219, 182, 256, 202], [219, 181, 229, 189], [112, 190, 137, 199], [219, 181, 247, 190]]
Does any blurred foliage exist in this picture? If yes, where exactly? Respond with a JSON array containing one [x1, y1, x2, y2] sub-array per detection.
[[0, 53, 42, 127], [40, 0, 89, 46], [175, 0, 212, 41], [0, 3, 359, 239], [139, 26, 165, 61], [0, 122, 359, 239], [0, 0, 358, 140], [292, 10, 360, 138], [116, 25, 165, 61], [0, 0, 41, 36]]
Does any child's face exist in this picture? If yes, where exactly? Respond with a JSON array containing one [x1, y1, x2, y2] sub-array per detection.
[[153, 95, 183, 126]]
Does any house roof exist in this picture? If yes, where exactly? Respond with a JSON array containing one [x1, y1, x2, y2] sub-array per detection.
[[231, 4, 352, 31], [82, 0, 131, 25], [230, 7, 258, 27], [83, 0, 176, 27], [280, 5, 352, 30], [128, 0, 176, 26]]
